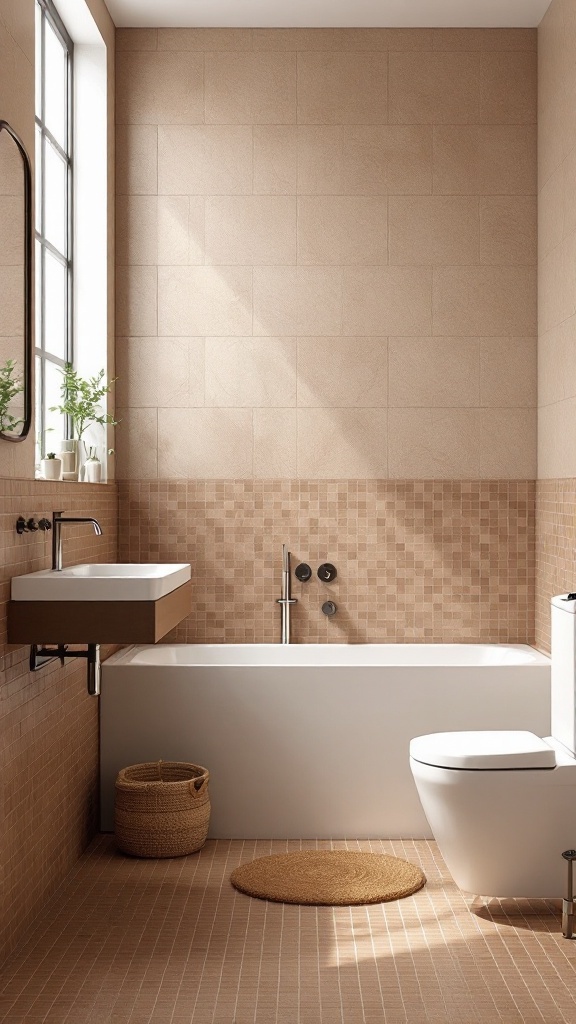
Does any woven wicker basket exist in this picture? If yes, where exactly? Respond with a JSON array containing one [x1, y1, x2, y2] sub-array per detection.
[[115, 761, 210, 858]]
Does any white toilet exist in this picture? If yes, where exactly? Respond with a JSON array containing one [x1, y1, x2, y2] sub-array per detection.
[[409, 595, 576, 898]]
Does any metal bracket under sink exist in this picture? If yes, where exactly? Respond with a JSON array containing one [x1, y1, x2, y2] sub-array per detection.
[[29, 643, 101, 696]]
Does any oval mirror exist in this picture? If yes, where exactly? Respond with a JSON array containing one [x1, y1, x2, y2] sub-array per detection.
[[0, 120, 32, 442]]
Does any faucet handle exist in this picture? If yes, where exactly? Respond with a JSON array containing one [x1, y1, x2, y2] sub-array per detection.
[[38, 518, 52, 531]]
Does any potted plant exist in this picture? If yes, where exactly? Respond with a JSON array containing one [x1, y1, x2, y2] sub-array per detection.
[[50, 363, 117, 480], [0, 358, 24, 434], [41, 452, 62, 481]]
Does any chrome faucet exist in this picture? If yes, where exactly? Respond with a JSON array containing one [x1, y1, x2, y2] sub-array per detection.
[[276, 544, 297, 644], [51, 510, 103, 571]]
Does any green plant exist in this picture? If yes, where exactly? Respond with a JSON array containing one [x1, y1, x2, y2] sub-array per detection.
[[0, 358, 24, 433], [46, 452, 57, 459], [50, 362, 117, 440]]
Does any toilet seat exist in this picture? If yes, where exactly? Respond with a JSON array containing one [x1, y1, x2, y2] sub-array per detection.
[[409, 730, 557, 770]]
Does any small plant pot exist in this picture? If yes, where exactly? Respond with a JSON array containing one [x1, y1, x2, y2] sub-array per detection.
[[41, 457, 62, 481]]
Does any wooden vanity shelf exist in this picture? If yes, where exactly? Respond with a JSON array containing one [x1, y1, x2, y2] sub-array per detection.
[[7, 581, 192, 645]]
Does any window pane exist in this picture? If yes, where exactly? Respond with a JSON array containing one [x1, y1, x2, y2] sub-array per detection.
[[44, 250, 66, 359], [44, 139, 67, 254], [35, 239, 42, 349], [35, 354, 42, 460], [35, 2, 42, 118], [35, 126, 42, 233], [44, 358, 65, 449], [44, 19, 67, 150]]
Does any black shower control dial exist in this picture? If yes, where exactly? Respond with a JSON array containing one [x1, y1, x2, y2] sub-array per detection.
[[318, 563, 337, 583], [295, 563, 312, 582], [322, 601, 337, 616]]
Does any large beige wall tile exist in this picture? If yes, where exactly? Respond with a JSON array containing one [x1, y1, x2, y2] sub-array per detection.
[[480, 197, 537, 265], [158, 28, 252, 50], [116, 28, 158, 51], [538, 243, 565, 336], [0, 196, 24, 265], [388, 197, 479, 266], [253, 267, 342, 336], [433, 267, 536, 336], [297, 53, 387, 125], [480, 337, 537, 407], [388, 408, 481, 477], [538, 167, 564, 261], [563, 147, 576, 239], [115, 196, 158, 265], [158, 266, 252, 336], [538, 398, 576, 478], [0, 0, 35, 62], [480, 52, 537, 124], [205, 52, 296, 124], [205, 337, 297, 407], [115, 407, 158, 478], [116, 125, 157, 195], [253, 408, 297, 476], [116, 337, 204, 407], [389, 53, 480, 125], [253, 127, 297, 195], [158, 126, 252, 196], [116, 265, 157, 336], [0, 267, 23, 335], [205, 197, 296, 265], [478, 408, 536, 477], [432, 28, 536, 51], [297, 126, 433, 196], [157, 196, 205, 266], [388, 338, 479, 407], [252, 28, 434, 50], [433, 126, 537, 195], [538, 95, 567, 190], [538, 316, 576, 406], [158, 408, 253, 478], [342, 267, 432, 336], [297, 337, 387, 408], [297, 197, 387, 265], [116, 52, 204, 125], [297, 408, 387, 478]]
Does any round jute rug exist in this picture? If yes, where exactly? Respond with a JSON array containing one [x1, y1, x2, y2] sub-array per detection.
[[230, 851, 426, 906]]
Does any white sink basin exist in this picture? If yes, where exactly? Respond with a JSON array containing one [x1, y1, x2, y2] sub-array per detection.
[[11, 563, 191, 602]]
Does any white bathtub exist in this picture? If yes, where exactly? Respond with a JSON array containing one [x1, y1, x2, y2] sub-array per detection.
[[100, 643, 551, 839]]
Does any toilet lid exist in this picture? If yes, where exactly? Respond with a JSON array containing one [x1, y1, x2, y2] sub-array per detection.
[[409, 731, 557, 769]]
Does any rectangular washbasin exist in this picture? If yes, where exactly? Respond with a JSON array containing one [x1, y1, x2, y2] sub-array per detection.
[[11, 563, 191, 602]]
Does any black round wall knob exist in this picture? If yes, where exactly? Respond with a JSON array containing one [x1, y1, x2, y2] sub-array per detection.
[[322, 601, 337, 616], [295, 562, 312, 582], [317, 563, 337, 583]]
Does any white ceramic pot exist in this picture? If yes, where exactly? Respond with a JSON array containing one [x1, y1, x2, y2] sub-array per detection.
[[85, 457, 102, 484], [41, 457, 62, 481], [59, 439, 78, 480]]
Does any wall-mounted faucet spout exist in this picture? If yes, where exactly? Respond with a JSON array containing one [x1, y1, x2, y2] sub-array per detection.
[[51, 510, 103, 571], [276, 543, 297, 644]]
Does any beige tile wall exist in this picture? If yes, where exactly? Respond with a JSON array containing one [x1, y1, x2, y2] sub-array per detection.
[[538, 0, 576, 478], [0, 479, 118, 965], [535, 0, 576, 653], [115, 27, 537, 481], [119, 479, 534, 645]]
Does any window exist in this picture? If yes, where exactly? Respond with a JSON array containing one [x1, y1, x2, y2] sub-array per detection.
[[35, 0, 73, 462]]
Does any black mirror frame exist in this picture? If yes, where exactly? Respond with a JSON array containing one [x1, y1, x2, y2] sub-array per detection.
[[0, 119, 33, 443]]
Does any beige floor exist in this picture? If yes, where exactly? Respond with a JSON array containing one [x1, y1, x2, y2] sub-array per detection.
[[0, 836, 575, 1024]]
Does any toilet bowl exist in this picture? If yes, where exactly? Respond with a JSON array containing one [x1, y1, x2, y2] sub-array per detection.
[[409, 595, 576, 899]]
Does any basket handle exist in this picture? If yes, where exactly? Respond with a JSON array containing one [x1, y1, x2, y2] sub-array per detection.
[[189, 775, 209, 799]]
